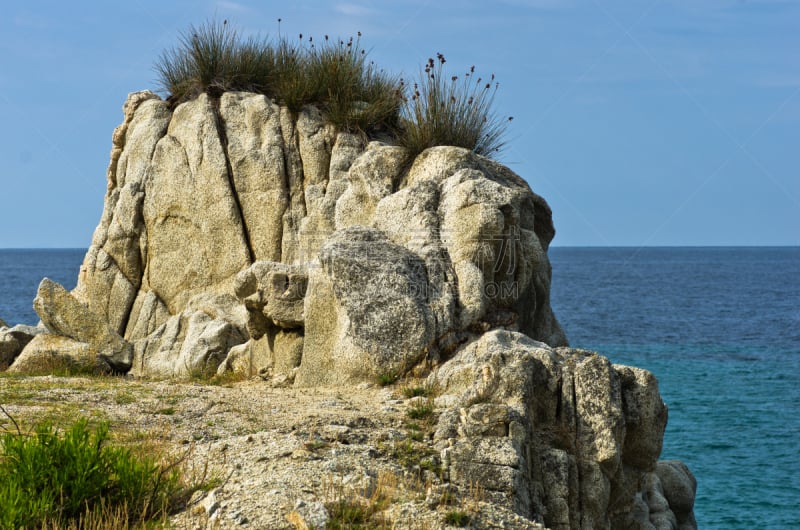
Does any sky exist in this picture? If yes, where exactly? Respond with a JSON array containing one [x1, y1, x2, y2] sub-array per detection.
[[0, 0, 797, 248]]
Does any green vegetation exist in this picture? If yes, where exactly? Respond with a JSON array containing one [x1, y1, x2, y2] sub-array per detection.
[[377, 371, 398, 387], [154, 19, 511, 157], [0, 413, 196, 529], [155, 20, 402, 137], [400, 378, 439, 399], [325, 471, 395, 530], [444, 510, 471, 527], [398, 54, 512, 157], [406, 399, 434, 420]]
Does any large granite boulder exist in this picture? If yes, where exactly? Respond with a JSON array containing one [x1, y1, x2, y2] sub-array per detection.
[[430, 330, 692, 530], [0, 89, 696, 529], [50, 90, 565, 382], [14, 278, 133, 372], [8, 334, 110, 375], [297, 227, 437, 386]]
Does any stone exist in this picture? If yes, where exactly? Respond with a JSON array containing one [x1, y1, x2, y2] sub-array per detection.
[[200, 489, 220, 516], [142, 94, 251, 314], [73, 92, 171, 335], [185, 292, 249, 335], [33, 278, 132, 372], [285, 499, 329, 530], [1, 323, 47, 368], [656, 460, 697, 526], [0, 332, 21, 368], [0, 317, 7, 328], [572, 352, 625, 476], [124, 290, 171, 341], [616, 364, 668, 469], [297, 227, 435, 386], [8, 334, 110, 375], [234, 261, 307, 332], [428, 330, 696, 530], [132, 309, 246, 378], [219, 92, 289, 263], [5, 324, 45, 348], [217, 329, 303, 378]]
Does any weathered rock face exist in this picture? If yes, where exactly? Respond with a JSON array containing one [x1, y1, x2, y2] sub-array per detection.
[[430, 330, 691, 530], [4, 90, 696, 528], [41, 90, 565, 381]]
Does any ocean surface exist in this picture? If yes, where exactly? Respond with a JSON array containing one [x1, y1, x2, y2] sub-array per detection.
[[549, 247, 800, 530], [1, 247, 798, 528]]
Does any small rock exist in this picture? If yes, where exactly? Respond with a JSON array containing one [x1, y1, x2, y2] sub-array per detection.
[[285, 500, 329, 530], [201, 489, 220, 516], [321, 424, 351, 442]]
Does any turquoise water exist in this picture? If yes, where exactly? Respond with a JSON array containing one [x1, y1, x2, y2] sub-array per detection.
[[1, 247, 798, 528], [550, 247, 800, 529]]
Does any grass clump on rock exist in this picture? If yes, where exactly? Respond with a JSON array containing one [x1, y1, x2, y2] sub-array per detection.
[[154, 19, 511, 157], [155, 20, 402, 137], [0, 413, 195, 529], [398, 53, 512, 157]]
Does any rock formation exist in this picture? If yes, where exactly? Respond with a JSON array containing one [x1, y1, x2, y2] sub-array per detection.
[[5, 90, 696, 529]]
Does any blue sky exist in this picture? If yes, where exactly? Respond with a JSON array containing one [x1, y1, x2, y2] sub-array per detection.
[[0, 0, 797, 247]]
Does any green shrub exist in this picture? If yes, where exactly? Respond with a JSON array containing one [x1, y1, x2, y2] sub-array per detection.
[[406, 399, 434, 420], [397, 53, 512, 157], [377, 371, 398, 386], [444, 510, 471, 526], [0, 418, 190, 529]]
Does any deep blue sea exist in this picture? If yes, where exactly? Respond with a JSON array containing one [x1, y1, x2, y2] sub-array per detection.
[[1, 247, 798, 528]]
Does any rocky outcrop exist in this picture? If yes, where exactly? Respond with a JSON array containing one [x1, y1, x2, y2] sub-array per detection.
[[32, 90, 564, 381], [430, 330, 690, 530], [3, 89, 696, 528]]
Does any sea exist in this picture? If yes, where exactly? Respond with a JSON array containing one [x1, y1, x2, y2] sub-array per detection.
[[1, 246, 798, 529]]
